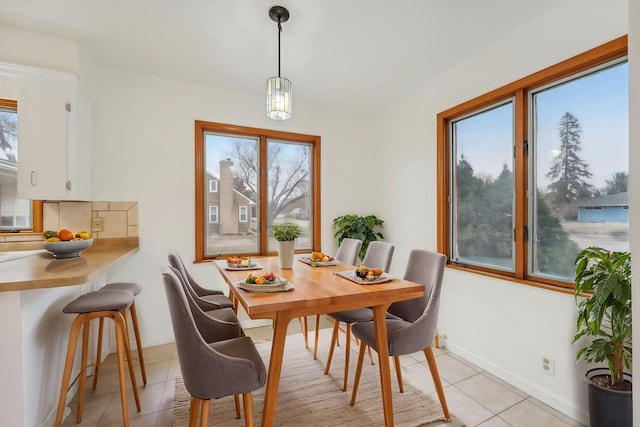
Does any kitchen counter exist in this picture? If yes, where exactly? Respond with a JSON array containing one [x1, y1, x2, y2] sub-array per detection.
[[0, 237, 139, 292]]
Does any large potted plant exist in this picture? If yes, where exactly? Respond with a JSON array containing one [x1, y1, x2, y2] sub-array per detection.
[[573, 246, 632, 427], [271, 222, 303, 269], [332, 214, 384, 261]]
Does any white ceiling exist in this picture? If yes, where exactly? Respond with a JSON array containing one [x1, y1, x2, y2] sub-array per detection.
[[0, 0, 565, 112]]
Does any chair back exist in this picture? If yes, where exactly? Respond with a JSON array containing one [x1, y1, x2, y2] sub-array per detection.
[[167, 249, 214, 297], [162, 267, 263, 400], [167, 265, 242, 341], [387, 250, 446, 353], [361, 241, 395, 272], [334, 238, 363, 265]]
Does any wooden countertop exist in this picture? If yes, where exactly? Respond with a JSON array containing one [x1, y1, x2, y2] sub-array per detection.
[[0, 238, 139, 292]]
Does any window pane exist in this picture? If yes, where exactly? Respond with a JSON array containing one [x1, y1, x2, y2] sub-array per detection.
[[530, 60, 628, 280], [451, 101, 515, 271], [266, 139, 312, 253], [0, 107, 32, 231], [204, 133, 259, 256]]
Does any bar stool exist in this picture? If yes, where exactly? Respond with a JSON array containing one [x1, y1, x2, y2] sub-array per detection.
[[93, 282, 147, 389], [54, 289, 141, 427]]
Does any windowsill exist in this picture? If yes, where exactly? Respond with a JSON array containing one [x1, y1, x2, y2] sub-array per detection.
[[445, 263, 576, 296]]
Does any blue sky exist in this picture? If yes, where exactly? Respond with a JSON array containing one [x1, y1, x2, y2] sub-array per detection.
[[455, 60, 628, 191]]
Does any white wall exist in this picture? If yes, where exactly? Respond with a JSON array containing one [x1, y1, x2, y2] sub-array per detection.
[[373, 0, 629, 424], [88, 66, 378, 342]]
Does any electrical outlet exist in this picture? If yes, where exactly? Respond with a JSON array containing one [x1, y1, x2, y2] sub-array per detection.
[[92, 217, 104, 232], [540, 355, 555, 376]]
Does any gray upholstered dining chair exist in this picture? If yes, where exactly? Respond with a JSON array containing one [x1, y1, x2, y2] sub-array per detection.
[[168, 265, 243, 342], [162, 267, 266, 427], [323, 241, 395, 391], [349, 249, 450, 421], [312, 238, 363, 360], [168, 249, 235, 310]]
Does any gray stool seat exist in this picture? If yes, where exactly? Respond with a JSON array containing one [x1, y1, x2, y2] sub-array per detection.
[[63, 289, 133, 313], [102, 282, 143, 296]]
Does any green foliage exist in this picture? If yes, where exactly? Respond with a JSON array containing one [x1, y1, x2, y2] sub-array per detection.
[[546, 112, 594, 213], [332, 214, 384, 260], [455, 162, 578, 277], [574, 247, 632, 387], [270, 223, 302, 241], [604, 171, 628, 195]]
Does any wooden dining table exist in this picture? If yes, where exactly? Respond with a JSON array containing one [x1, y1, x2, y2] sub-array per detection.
[[214, 254, 424, 427]]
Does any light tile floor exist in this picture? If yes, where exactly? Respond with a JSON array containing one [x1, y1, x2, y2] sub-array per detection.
[[62, 318, 585, 427]]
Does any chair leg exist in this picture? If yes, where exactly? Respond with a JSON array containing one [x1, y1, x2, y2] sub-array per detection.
[[92, 317, 105, 390], [324, 320, 340, 374], [76, 320, 91, 422], [234, 395, 241, 419], [129, 301, 147, 385], [199, 399, 210, 427], [368, 345, 375, 365], [55, 314, 86, 427], [243, 392, 254, 427], [113, 312, 131, 427], [313, 314, 320, 360], [423, 347, 450, 420], [349, 341, 367, 406], [189, 397, 201, 427], [393, 355, 404, 393], [343, 323, 352, 391], [117, 311, 141, 412]]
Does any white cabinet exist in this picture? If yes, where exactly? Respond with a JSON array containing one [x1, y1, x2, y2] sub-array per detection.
[[0, 63, 92, 200]]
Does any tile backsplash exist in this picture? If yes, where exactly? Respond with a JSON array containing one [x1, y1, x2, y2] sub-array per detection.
[[0, 201, 138, 246]]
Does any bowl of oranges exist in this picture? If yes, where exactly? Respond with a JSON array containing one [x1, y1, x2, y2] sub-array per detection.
[[43, 229, 93, 259]]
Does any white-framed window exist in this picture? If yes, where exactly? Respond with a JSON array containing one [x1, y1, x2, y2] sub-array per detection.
[[209, 179, 218, 192], [239, 206, 248, 222], [208, 205, 219, 223]]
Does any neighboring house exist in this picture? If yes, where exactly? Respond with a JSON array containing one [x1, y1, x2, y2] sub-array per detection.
[[205, 159, 255, 235], [577, 191, 629, 223]]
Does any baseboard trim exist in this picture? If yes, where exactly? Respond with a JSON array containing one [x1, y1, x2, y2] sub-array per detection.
[[444, 340, 587, 425]]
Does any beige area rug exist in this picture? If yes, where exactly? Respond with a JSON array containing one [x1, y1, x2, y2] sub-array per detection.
[[174, 328, 464, 427]]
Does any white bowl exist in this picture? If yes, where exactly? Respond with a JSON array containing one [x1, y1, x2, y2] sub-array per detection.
[[44, 239, 93, 259]]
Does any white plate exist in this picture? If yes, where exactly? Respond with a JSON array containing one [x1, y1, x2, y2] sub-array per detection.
[[336, 270, 392, 285], [298, 257, 339, 267], [235, 278, 288, 291], [225, 263, 262, 271]]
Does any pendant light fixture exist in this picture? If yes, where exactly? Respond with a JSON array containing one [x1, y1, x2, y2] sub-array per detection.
[[266, 6, 292, 120]]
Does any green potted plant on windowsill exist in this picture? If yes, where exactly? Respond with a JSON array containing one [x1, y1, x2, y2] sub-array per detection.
[[332, 214, 384, 261], [271, 222, 303, 269], [573, 246, 632, 427]]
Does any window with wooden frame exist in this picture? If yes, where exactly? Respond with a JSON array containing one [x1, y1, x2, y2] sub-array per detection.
[[437, 36, 628, 292], [195, 121, 321, 262], [0, 98, 42, 233]]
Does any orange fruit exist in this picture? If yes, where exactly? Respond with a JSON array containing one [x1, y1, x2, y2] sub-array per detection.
[[57, 228, 74, 241]]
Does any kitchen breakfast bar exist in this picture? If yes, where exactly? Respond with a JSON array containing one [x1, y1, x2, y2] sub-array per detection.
[[0, 238, 138, 427]]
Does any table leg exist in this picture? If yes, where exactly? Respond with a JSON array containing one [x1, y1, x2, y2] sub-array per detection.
[[372, 304, 394, 427], [261, 311, 292, 427]]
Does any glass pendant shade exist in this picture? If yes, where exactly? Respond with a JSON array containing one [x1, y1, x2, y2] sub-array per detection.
[[266, 76, 292, 120]]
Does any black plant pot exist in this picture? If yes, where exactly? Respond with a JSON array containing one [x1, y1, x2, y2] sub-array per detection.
[[586, 368, 632, 427]]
